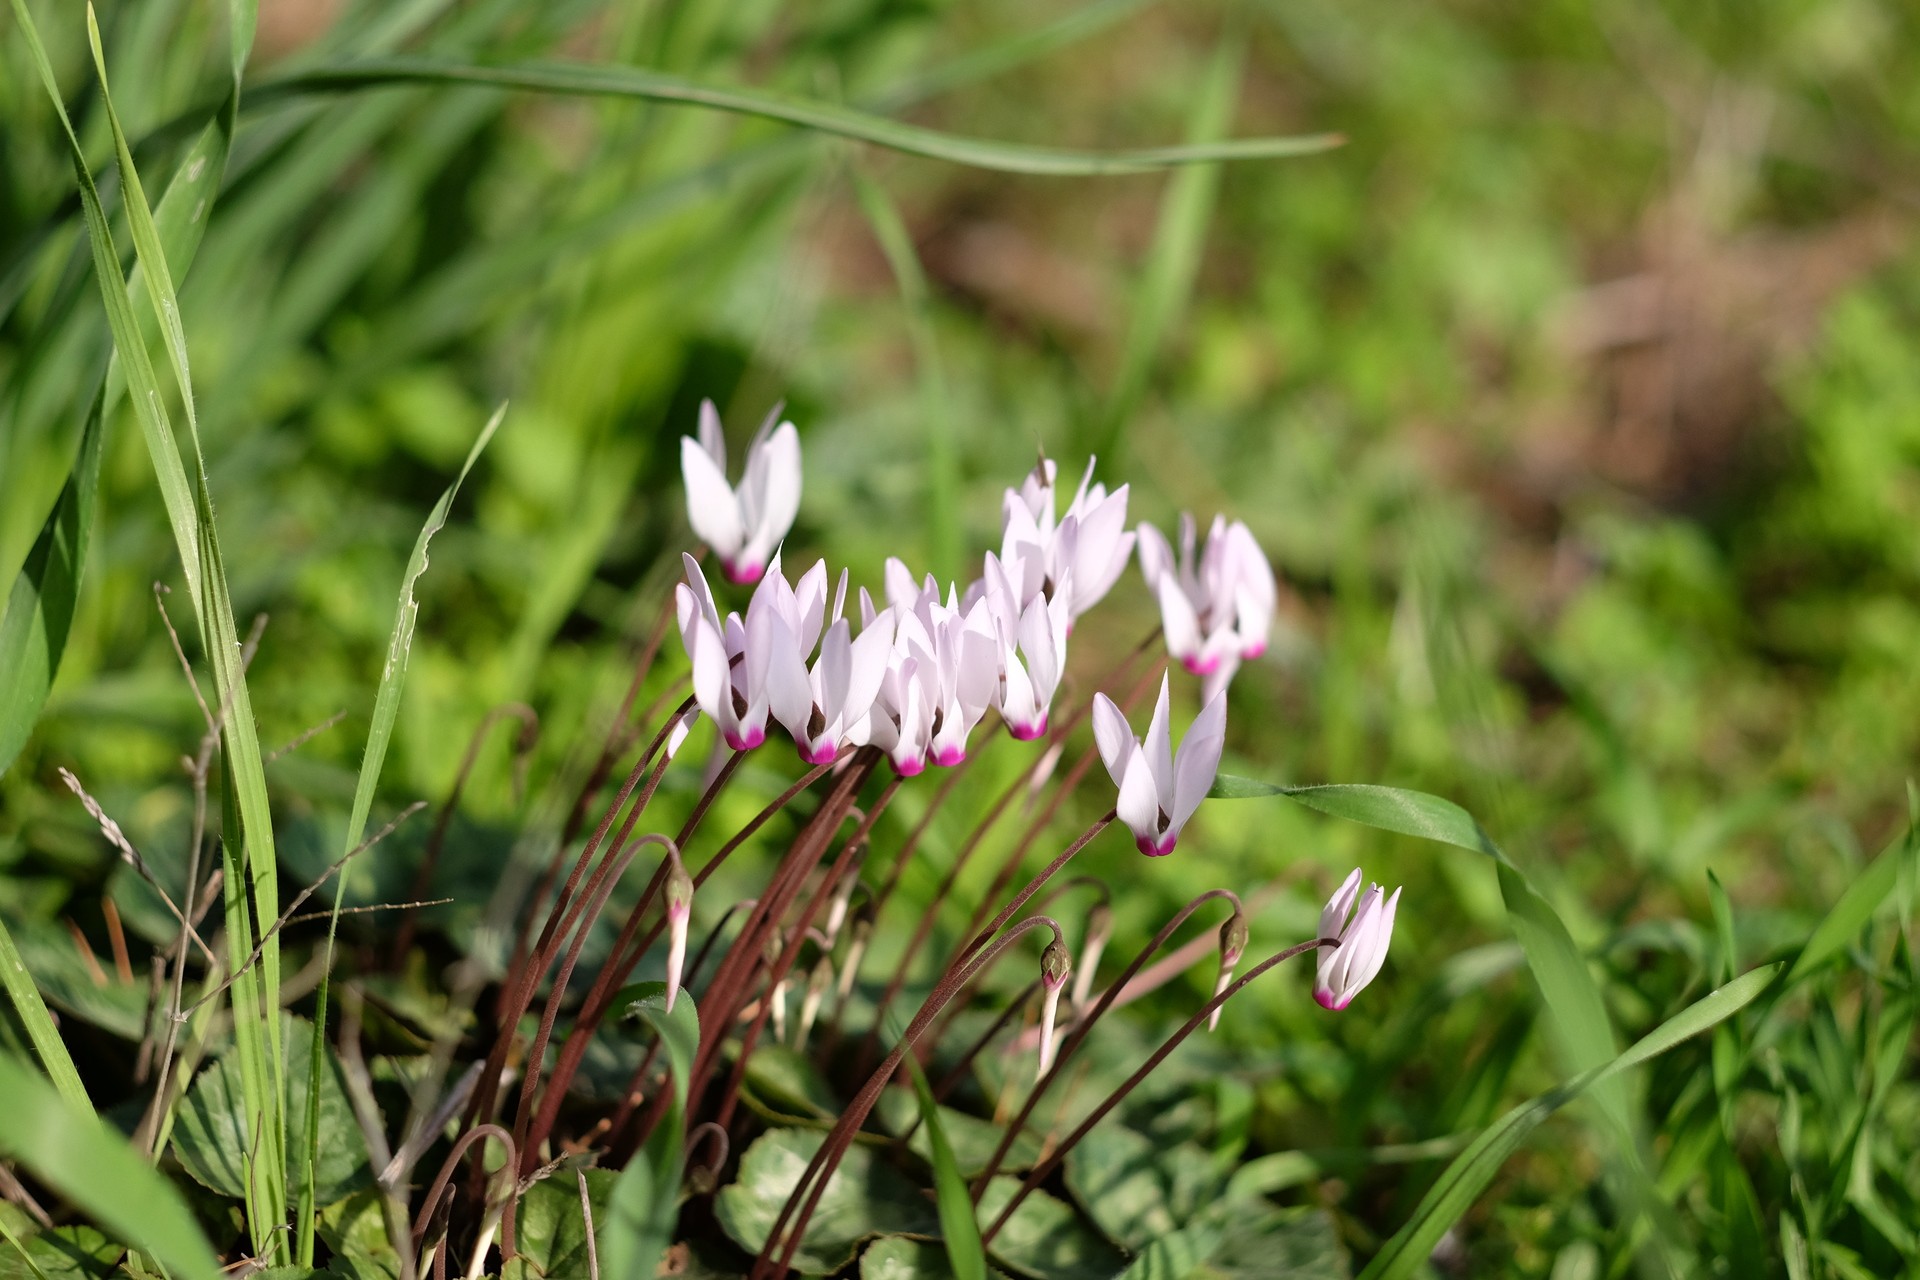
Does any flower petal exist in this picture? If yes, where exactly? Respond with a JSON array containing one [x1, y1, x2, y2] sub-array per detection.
[[681, 436, 745, 557], [1090, 694, 1135, 786], [1169, 688, 1227, 833]]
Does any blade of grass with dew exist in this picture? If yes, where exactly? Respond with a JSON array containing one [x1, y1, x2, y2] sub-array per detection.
[[1087, 22, 1243, 461], [1357, 964, 1780, 1280], [600, 982, 701, 1280], [0, 1053, 223, 1280], [18, 0, 288, 1255], [901, 1039, 987, 1280], [298, 403, 502, 1265], [0, 390, 100, 777], [246, 57, 1341, 176], [851, 168, 959, 580]]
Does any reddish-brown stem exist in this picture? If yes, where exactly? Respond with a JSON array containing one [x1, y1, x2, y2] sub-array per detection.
[[524, 751, 750, 1148], [750, 916, 1065, 1280], [971, 889, 1241, 1196], [676, 754, 877, 1132], [465, 701, 689, 1183], [392, 704, 537, 968], [412, 1123, 517, 1252], [711, 778, 902, 1131], [980, 936, 1336, 1245]]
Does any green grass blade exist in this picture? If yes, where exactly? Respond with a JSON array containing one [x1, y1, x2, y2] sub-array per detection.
[[1785, 819, 1920, 986], [851, 169, 959, 579], [249, 57, 1342, 176], [0, 1053, 222, 1280], [1089, 24, 1242, 459], [0, 390, 101, 777], [16, 0, 287, 1255], [902, 1048, 987, 1280], [298, 404, 502, 1264], [600, 982, 701, 1280], [0, 919, 91, 1114], [1358, 965, 1780, 1280]]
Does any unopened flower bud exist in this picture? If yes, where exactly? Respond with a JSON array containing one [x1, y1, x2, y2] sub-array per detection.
[[1314, 869, 1401, 1011], [1210, 911, 1248, 1032], [794, 955, 834, 1051], [664, 859, 694, 1012], [1037, 940, 1072, 1078], [1071, 902, 1113, 1010]]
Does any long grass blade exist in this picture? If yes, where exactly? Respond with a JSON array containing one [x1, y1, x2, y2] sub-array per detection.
[[0, 1054, 221, 1280], [1088, 23, 1243, 459], [298, 404, 503, 1264], [851, 169, 959, 579], [250, 57, 1342, 177], [1357, 965, 1780, 1280], [902, 1045, 986, 1280]]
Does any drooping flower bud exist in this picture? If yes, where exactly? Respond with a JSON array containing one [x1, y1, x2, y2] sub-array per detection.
[[664, 856, 694, 1013], [1210, 910, 1249, 1032], [794, 955, 835, 1051], [1037, 940, 1073, 1078], [1071, 902, 1113, 1010], [1313, 869, 1401, 1011]]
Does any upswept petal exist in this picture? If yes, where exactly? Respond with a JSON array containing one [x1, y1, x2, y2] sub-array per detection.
[[1114, 750, 1163, 849], [1090, 695, 1135, 785], [1318, 868, 1362, 940], [765, 615, 814, 742], [681, 436, 745, 558], [1142, 675, 1175, 800], [1154, 574, 1202, 665], [696, 399, 728, 465], [688, 618, 734, 739], [743, 421, 803, 569], [1168, 689, 1227, 832], [1136, 521, 1176, 588]]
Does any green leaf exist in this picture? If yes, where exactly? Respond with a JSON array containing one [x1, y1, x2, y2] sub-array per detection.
[[715, 1130, 940, 1275], [1063, 1125, 1219, 1252], [1202, 1207, 1348, 1280], [0, 1226, 121, 1280], [901, 1053, 986, 1280], [1357, 965, 1780, 1280], [977, 1179, 1126, 1280], [500, 1169, 615, 1280], [0, 393, 101, 777], [875, 1091, 1044, 1177], [173, 1015, 370, 1205], [1208, 778, 1499, 858], [598, 982, 700, 1280], [741, 1044, 842, 1121], [316, 1191, 399, 1280], [253, 58, 1342, 177], [0, 1054, 222, 1280], [862, 1237, 1012, 1280]]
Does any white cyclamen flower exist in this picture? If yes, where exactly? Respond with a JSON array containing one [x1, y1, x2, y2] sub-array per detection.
[[980, 553, 1070, 741], [680, 399, 802, 585], [677, 552, 824, 752], [1090, 675, 1227, 857], [1313, 868, 1401, 1011], [999, 457, 1135, 621], [1137, 514, 1276, 683], [768, 571, 896, 765]]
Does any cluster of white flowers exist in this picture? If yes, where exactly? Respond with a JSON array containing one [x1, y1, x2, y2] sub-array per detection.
[[676, 398, 1398, 1008]]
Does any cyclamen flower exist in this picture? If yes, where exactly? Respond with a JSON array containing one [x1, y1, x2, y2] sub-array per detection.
[[979, 553, 1070, 741], [865, 562, 997, 773], [1091, 675, 1227, 857], [676, 555, 774, 751], [999, 457, 1135, 621], [768, 572, 895, 764], [1313, 868, 1401, 1011], [680, 399, 802, 585], [1137, 514, 1275, 692]]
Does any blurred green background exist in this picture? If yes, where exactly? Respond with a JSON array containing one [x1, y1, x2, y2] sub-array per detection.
[[5, 0, 1919, 1274]]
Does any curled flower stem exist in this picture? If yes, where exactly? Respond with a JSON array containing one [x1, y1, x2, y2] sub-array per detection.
[[971, 888, 1241, 1196], [980, 936, 1337, 1246], [750, 916, 1067, 1280]]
